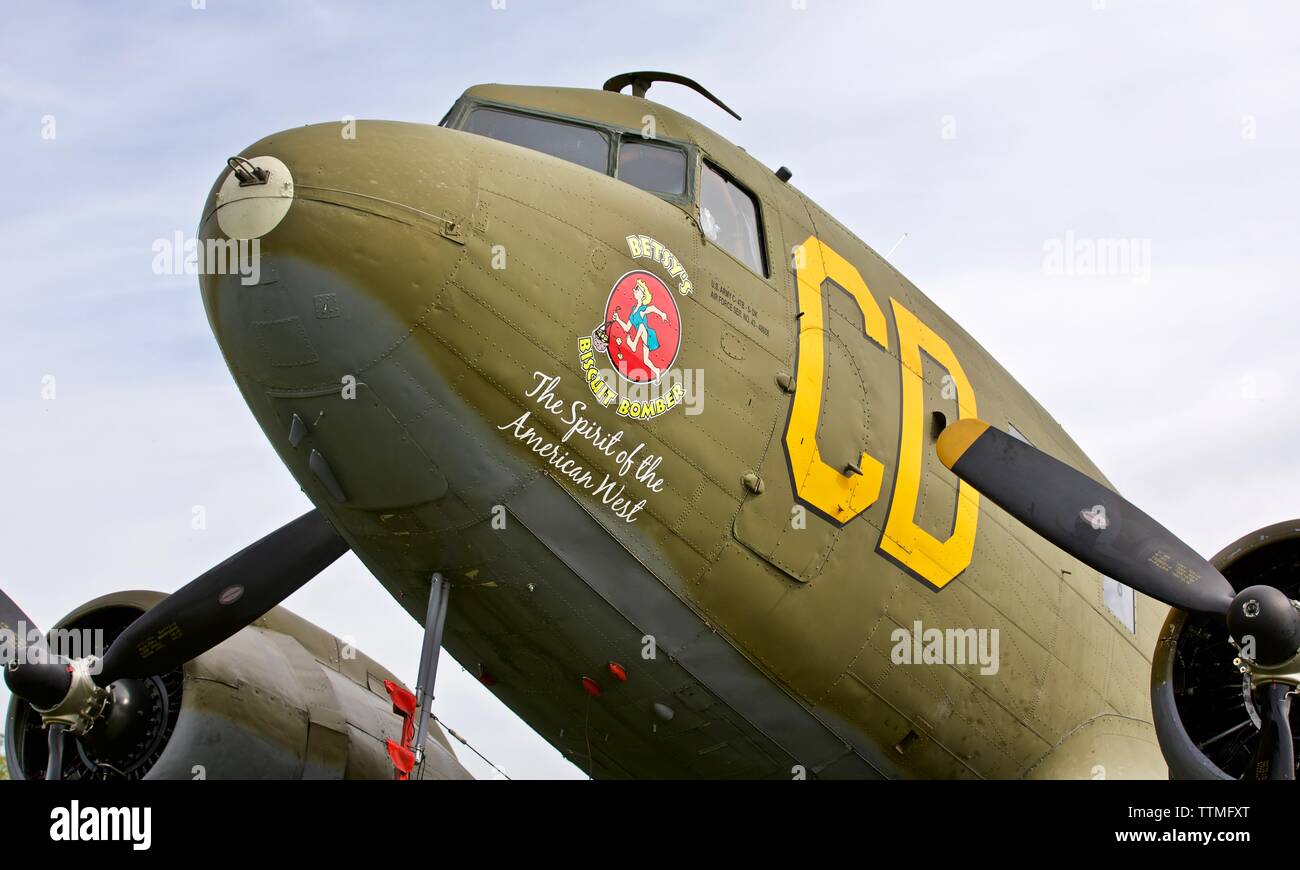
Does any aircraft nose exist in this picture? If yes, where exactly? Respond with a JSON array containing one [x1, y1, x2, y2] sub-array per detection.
[[197, 121, 476, 393], [195, 122, 478, 511]]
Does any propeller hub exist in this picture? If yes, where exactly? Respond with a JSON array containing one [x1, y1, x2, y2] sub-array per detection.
[[13, 657, 110, 733], [1227, 585, 1300, 668]]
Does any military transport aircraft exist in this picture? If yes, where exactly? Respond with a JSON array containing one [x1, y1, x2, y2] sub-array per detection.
[[3, 72, 1294, 780]]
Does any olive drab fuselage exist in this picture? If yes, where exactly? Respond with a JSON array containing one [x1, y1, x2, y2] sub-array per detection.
[[198, 83, 1167, 779]]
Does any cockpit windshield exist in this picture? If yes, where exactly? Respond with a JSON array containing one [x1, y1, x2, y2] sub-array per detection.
[[455, 104, 690, 202], [617, 139, 687, 196], [462, 107, 610, 173]]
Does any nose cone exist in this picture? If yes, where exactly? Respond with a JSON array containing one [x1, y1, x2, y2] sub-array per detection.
[[198, 121, 476, 391], [197, 121, 477, 510]]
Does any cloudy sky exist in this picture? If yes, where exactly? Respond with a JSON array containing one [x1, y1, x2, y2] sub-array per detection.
[[1, 1, 1297, 779]]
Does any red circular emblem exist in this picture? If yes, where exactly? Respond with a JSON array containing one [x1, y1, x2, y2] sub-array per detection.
[[601, 270, 681, 383]]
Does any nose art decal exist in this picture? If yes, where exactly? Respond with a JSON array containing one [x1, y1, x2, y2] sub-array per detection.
[[577, 269, 685, 420], [602, 271, 681, 384]]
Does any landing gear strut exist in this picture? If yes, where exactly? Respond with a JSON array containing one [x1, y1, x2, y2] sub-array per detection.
[[411, 572, 449, 779]]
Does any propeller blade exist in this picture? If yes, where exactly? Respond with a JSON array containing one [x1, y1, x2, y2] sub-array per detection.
[[4, 661, 71, 710], [1251, 682, 1295, 780], [0, 588, 39, 639], [1, 589, 68, 707], [97, 509, 348, 684], [936, 419, 1236, 615], [45, 723, 67, 781]]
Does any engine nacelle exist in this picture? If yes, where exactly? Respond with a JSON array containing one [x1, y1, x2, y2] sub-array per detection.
[[1152, 519, 1300, 779], [4, 591, 471, 780]]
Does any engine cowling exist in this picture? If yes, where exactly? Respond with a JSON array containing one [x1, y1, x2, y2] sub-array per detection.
[[1152, 519, 1300, 779], [4, 590, 471, 780]]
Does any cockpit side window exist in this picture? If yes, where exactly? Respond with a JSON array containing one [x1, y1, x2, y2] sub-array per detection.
[[462, 107, 610, 173], [617, 138, 687, 197], [700, 161, 767, 276]]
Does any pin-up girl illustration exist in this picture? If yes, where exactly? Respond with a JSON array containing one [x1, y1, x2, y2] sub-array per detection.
[[611, 278, 669, 381]]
